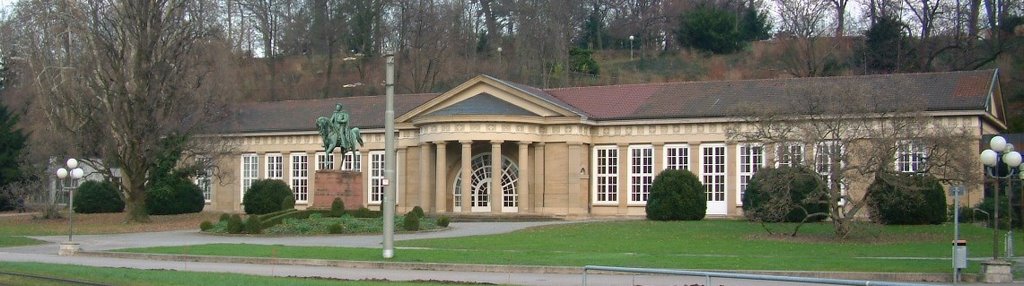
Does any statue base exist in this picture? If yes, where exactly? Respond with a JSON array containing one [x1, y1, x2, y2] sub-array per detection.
[[59, 242, 80, 256], [313, 170, 364, 210]]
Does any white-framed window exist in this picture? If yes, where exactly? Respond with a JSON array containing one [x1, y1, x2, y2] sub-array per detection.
[[341, 151, 361, 171], [265, 153, 283, 179], [737, 143, 764, 205], [368, 151, 385, 204], [629, 145, 654, 204], [315, 152, 334, 171], [700, 144, 726, 203], [195, 156, 213, 202], [776, 143, 804, 167], [815, 141, 846, 196], [664, 144, 689, 170], [240, 154, 259, 197], [896, 140, 927, 173], [290, 153, 308, 203], [592, 145, 619, 204]]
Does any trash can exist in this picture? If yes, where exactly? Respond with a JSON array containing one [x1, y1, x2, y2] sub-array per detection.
[[953, 240, 967, 269]]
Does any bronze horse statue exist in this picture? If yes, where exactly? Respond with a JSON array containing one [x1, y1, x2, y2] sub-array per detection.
[[317, 104, 363, 162]]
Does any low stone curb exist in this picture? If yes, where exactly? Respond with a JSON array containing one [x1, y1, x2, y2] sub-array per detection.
[[79, 250, 972, 283]]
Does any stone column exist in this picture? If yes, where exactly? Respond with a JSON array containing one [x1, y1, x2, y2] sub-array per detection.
[[534, 143, 546, 211], [396, 147, 407, 209], [726, 141, 737, 215], [460, 140, 473, 212], [305, 151, 314, 205], [491, 140, 503, 213], [617, 143, 629, 214], [434, 142, 447, 213], [653, 142, 665, 173], [419, 143, 432, 212], [518, 142, 530, 213]]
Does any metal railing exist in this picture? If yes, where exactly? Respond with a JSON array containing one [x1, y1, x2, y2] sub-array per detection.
[[582, 265, 938, 286]]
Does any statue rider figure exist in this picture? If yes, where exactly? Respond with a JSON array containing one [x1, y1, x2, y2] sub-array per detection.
[[317, 103, 363, 170]]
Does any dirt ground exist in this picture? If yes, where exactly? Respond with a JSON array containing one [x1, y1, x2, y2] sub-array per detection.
[[0, 211, 225, 235]]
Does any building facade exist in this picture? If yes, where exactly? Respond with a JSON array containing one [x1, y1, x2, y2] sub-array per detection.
[[201, 70, 1007, 217]]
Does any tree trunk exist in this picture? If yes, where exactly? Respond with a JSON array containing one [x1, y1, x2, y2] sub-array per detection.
[[123, 176, 150, 223]]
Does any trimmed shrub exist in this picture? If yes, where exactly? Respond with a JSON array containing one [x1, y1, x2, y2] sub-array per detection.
[[226, 214, 244, 234], [742, 166, 829, 223], [403, 214, 420, 231], [199, 220, 214, 231], [281, 195, 295, 210], [219, 213, 230, 222], [646, 169, 706, 221], [867, 173, 947, 225], [329, 197, 345, 217], [974, 196, 1016, 229], [328, 223, 344, 234], [244, 215, 263, 234], [409, 206, 425, 219], [73, 180, 124, 214], [259, 209, 301, 228], [436, 215, 450, 227], [350, 207, 379, 218], [146, 176, 204, 215], [243, 179, 293, 215]]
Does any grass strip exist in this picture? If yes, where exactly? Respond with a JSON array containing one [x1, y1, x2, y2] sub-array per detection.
[[0, 235, 45, 248]]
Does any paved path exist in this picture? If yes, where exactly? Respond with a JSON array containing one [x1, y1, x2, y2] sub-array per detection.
[[0, 221, 1020, 286]]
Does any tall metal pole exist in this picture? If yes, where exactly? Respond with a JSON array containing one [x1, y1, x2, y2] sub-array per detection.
[[382, 52, 396, 259], [994, 160, 1000, 260]]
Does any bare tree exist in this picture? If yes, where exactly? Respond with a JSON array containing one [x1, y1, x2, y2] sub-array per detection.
[[772, 0, 848, 77], [11, 0, 232, 223]]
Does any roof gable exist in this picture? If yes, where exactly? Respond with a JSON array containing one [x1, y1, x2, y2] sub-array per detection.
[[426, 93, 539, 116], [397, 75, 584, 122]]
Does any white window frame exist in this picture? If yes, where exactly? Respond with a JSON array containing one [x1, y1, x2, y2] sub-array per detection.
[[290, 153, 309, 203], [815, 141, 846, 204], [895, 140, 927, 173], [240, 154, 259, 199], [663, 144, 690, 171], [775, 143, 804, 167], [591, 145, 619, 205], [700, 144, 727, 214], [265, 153, 283, 180], [315, 152, 334, 171], [628, 145, 654, 204], [737, 143, 765, 205], [341, 151, 361, 171], [195, 156, 213, 203], [368, 151, 385, 204]]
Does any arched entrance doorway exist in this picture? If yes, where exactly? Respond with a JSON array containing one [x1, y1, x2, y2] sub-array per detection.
[[453, 153, 519, 212]]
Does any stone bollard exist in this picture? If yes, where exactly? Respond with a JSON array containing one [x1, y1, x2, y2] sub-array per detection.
[[58, 242, 80, 256], [980, 259, 1012, 283]]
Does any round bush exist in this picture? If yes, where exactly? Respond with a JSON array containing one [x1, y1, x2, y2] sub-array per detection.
[[219, 213, 230, 222], [409, 206, 425, 219], [243, 179, 293, 215], [146, 176, 204, 215], [244, 215, 263, 234], [742, 166, 829, 223], [328, 223, 344, 234], [73, 180, 124, 214], [329, 197, 345, 217], [867, 173, 947, 225], [403, 215, 420, 231], [436, 215, 450, 227], [281, 195, 295, 210], [226, 214, 244, 234], [199, 220, 214, 231], [646, 169, 706, 221]]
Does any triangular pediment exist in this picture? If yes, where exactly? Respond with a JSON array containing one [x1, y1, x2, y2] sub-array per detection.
[[397, 75, 585, 123]]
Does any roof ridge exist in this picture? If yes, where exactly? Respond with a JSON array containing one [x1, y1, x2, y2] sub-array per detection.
[[243, 92, 441, 105]]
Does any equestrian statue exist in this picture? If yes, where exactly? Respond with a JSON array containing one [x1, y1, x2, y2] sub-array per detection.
[[316, 104, 363, 168]]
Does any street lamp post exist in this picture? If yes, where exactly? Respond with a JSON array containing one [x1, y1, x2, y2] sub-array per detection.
[[628, 35, 635, 60], [56, 158, 84, 256], [980, 136, 1021, 260], [382, 52, 396, 259]]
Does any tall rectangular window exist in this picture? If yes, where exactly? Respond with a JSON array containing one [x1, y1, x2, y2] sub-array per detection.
[[776, 143, 804, 167], [196, 156, 212, 202], [629, 145, 654, 203], [368, 151, 385, 204], [241, 154, 259, 197], [266, 153, 283, 179], [342, 152, 362, 171], [315, 152, 334, 171], [291, 153, 308, 203], [664, 144, 689, 170], [737, 143, 764, 205], [815, 141, 845, 193], [701, 145, 726, 203], [592, 146, 619, 204], [896, 141, 927, 173]]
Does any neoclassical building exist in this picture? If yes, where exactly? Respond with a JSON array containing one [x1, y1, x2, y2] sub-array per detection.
[[201, 70, 1006, 217]]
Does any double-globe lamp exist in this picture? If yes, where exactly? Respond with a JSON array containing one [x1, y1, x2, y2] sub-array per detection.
[[980, 136, 1022, 260], [56, 158, 84, 242]]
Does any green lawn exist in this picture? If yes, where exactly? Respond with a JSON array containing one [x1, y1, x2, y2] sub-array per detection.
[[0, 262, 486, 286], [118, 220, 1023, 273], [0, 235, 45, 247]]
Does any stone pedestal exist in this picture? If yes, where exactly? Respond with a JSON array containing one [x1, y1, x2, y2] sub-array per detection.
[[313, 170, 364, 210], [58, 242, 80, 256], [980, 259, 1012, 283]]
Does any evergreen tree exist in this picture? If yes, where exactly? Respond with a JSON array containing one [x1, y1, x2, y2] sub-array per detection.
[[0, 104, 27, 188], [739, 6, 772, 42], [863, 17, 915, 73]]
